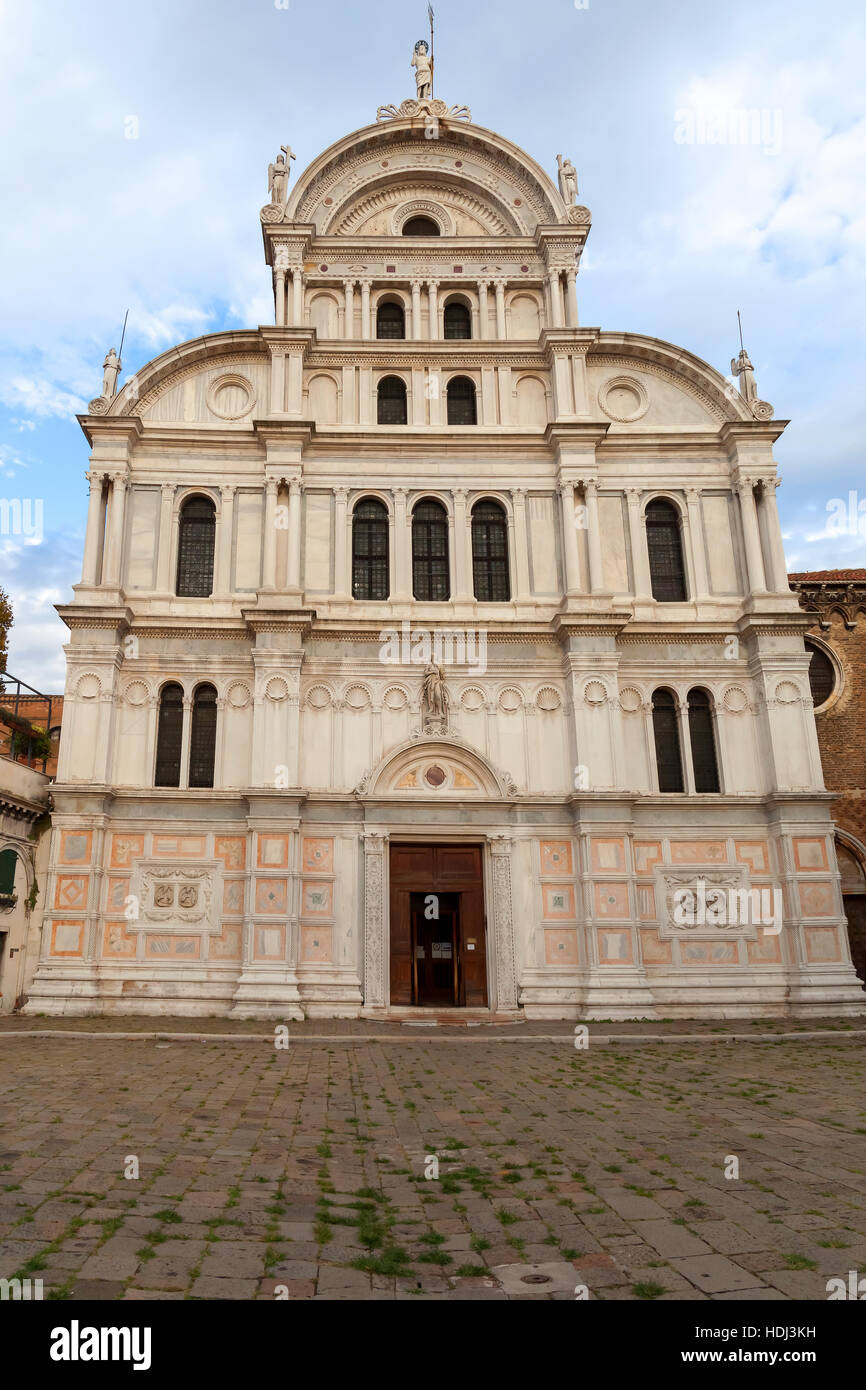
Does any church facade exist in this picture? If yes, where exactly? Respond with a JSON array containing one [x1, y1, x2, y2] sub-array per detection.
[[25, 80, 865, 1020]]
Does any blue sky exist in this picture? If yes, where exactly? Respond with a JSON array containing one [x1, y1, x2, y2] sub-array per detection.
[[1, 0, 864, 689]]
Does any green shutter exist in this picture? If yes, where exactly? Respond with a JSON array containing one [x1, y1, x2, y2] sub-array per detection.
[[0, 849, 18, 896]]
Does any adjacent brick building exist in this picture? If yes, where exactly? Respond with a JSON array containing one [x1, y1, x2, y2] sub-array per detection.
[[790, 570, 866, 982]]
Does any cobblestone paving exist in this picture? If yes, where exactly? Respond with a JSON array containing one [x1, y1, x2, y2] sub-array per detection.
[[1, 1026, 865, 1300]]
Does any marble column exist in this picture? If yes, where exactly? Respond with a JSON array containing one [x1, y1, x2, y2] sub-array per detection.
[[287, 479, 302, 591], [179, 696, 193, 788], [215, 485, 235, 596], [626, 488, 651, 599], [427, 280, 439, 339], [394, 487, 410, 599], [81, 470, 104, 586], [478, 280, 490, 339], [759, 477, 790, 593], [511, 488, 531, 599], [548, 270, 564, 328], [155, 482, 174, 592], [344, 280, 355, 339], [453, 488, 471, 599], [274, 268, 287, 327], [565, 267, 578, 327], [262, 479, 278, 590], [583, 481, 604, 593], [559, 482, 581, 596], [104, 473, 127, 586], [685, 487, 708, 599], [334, 486, 349, 598], [736, 480, 767, 595], [291, 268, 304, 326], [411, 279, 422, 340], [494, 280, 507, 339], [360, 281, 372, 340]]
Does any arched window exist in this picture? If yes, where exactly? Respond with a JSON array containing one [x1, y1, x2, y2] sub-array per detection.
[[447, 376, 477, 425], [176, 495, 216, 597], [807, 643, 835, 709], [377, 375, 407, 424], [155, 683, 184, 787], [0, 847, 20, 903], [376, 300, 405, 340], [687, 688, 720, 793], [189, 684, 217, 789], [472, 500, 510, 602], [444, 301, 471, 340], [402, 216, 440, 236], [652, 688, 684, 793], [412, 499, 450, 601], [645, 499, 687, 602], [352, 498, 390, 600]]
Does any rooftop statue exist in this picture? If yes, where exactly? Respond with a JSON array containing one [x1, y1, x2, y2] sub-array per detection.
[[268, 144, 295, 206], [411, 39, 433, 100], [557, 154, 578, 205]]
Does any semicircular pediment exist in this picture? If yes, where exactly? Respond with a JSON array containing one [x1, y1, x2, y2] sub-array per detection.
[[287, 120, 563, 236], [358, 737, 517, 799]]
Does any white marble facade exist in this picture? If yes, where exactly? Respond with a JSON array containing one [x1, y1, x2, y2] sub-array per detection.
[[25, 97, 865, 1019]]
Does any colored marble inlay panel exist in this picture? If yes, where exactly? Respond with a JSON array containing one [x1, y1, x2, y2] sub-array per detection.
[[106, 877, 131, 913], [50, 921, 84, 956], [302, 838, 334, 874], [636, 884, 655, 921], [597, 929, 633, 964], [102, 921, 137, 958], [594, 882, 630, 919], [804, 927, 842, 962], [639, 929, 672, 964], [680, 940, 738, 964], [544, 929, 578, 965], [540, 840, 573, 876], [58, 831, 92, 865], [152, 836, 207, 858], [301, 926, 333, 962], [793, 838, 829, 872], [109, 835, 144, 868], [670, 841, 727, 864], [302, 881, 333, 917], [255, 879, 288, 914], [212, 924, 243, 960], [222, 879, 245, 915], [634, 841, 662, 873], [798, 882, 835, 918], [215, 836, 246, 870], [254, 925, 285, 960], [541, 883, 576, 919], [590, 838, 625, 872], [258, 835, 289, 869], [54, 875, 87, 910], [748, 934, 783, 964], [735, 841, 769, 873]]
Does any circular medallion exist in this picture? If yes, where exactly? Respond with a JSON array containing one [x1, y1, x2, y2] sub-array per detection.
[[425, 765, 446, 787], [598, 375, 649, 424]]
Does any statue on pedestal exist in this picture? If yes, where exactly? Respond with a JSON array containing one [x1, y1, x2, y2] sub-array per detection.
[[557, 154, 578, 205], [268, 144, 295, 206], [422, 662, 448, 731], [730, 347, 758, 404], [102, 348, 121, 399], [411, 40, 433, 100]]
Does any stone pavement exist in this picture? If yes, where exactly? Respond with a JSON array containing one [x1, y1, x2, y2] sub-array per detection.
[[1, 1019, 865, 1301]]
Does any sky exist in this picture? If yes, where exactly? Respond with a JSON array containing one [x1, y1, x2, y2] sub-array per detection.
[[0, 0, 864, 690]]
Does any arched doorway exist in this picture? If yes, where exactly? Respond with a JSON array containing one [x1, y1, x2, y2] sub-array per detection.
[[837, 835, 866, 984]]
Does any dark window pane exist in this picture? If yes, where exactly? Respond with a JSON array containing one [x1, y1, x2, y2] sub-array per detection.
[[646, 499, 687, 602], [377, 376, 407, 424], [0, 848, 17, 896], [352, 499, 390, 600], [176, 496, 216, 597], [688, 688, 720, 793], [155, 683, 184, 787], [413, 500, 450, 601], [472, 501, 510, 601], [189, 684, 217, 789], [447, 376, 477, 425], [376, 302, 405, 339], [444, 302, 471, 339], [808, 645, 835, 708], [402, 216, 440, 236], [652, 688, 684, 792]]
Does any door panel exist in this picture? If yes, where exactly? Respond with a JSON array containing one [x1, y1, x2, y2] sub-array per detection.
[[459, 886, 487, 1006], [388, 843, 487, 1007]]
